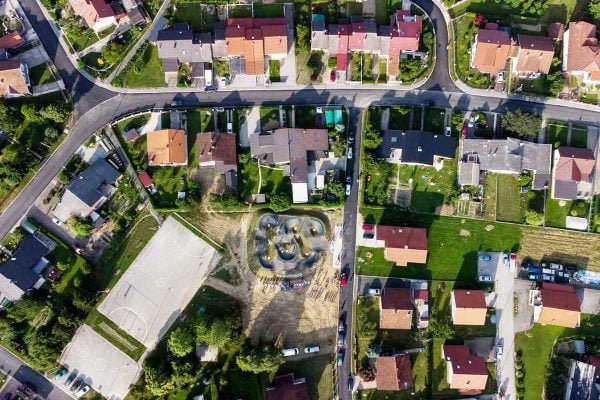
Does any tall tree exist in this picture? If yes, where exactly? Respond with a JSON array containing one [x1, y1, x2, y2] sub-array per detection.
[[168, 327, 195, 357], [501, 109, 541, 138], [236, 344, 285, 374]]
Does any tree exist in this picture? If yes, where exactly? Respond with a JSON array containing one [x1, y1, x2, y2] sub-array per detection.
[[327, 180, 345, 199], [168, 327, 195, 357], [44, 126, 60, 141], [1, 143, 24, 165], [269, 194, 291, 213], [236, 344, 285, 374], [0, 318, 16, 342], [399, 58, 424, 82], [39, 103, 70, 123], [20, 104, 44, 122], [525, 210, 543, 226], [546, 72, 565, 97], [68, 216, 93, 237], [295, 23, 310, 51], [362, 120, 382, 150], [195, 318, 235, 349], [0, 103, 23, 132], [501, 109, 541, 138], [6, 297, 46, 324], [590, 0, 600, 19], [24, 331, 62, 370], [143, 365, 175, 397]]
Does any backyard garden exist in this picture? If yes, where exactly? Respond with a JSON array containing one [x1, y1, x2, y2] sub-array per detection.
[[113, 41, 166, 88]]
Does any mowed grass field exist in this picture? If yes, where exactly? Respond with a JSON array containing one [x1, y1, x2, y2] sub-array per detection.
[[358, 207, 522, 280]]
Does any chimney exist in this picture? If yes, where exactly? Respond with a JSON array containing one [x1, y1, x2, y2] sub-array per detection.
[[404, 244, 408, 249]]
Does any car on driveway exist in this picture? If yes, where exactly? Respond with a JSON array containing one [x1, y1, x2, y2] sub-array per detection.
[[478, 254, 491, 262], [340, 272, 348, 286], [304, 345, 320, 354], [509, 253, 517, 271], [330, 69, 336, 82], [65, 372, 77, 387], [479, 275, 492, 282], [337, 349, 344, 367], [51, 217, 62, 226], [502, 253, 509, 267], [54, 368, 67, 380]]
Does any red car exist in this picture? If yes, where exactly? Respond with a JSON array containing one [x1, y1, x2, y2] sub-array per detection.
[[330, 69, 336, 82], [340, 272, 348, 286], [461, 124, 468, 138]]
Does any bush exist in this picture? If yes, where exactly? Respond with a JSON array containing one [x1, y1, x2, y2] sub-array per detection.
[[327, 56, 337, 69]]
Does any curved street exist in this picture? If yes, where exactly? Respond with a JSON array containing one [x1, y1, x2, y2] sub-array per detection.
[[2, 1, 600, 399]]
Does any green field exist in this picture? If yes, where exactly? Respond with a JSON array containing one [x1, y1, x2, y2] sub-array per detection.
[[402, 161, 458, 213], [114, 42, 166, 88], [357, 209, 522, 280], [496, 175, 523, 223]]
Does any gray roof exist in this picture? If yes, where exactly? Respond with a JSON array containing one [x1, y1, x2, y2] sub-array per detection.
[[376, 130, 457, 165], [212, 22, 227, 59], [553, 180, 579, 200], [126, 7, 146, 26], [0, 234, 52, 292], [378, 26, 391, 55], [156, 24, 213, 63], [327, 25, 339, 54], [459, 161, 481, 187], [567, 360, 600, 400], [460, 138, 552, 188], [364, 20, 380, 52], [66, 158, 121, 208]]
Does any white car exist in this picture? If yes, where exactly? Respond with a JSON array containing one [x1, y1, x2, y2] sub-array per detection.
[[347, 147, 353, 159], [282, 348, 299, 357], [52, 217, 62, 226], [345, 184, 351, 196], [467, 117, 475, 128], [495, 343, 503, 360], [497, 71, 505, 82], [445, 126, 451, 136], [478, 275, 492, 282], [368, 288, 381, 296], [76, 385, 90, 398], [304, 345, 320, 354]]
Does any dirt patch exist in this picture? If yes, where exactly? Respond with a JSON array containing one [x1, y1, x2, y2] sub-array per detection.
[[485, 224, 495, 231], [520, 227, 600, 271], [459, 229, 471, 237]]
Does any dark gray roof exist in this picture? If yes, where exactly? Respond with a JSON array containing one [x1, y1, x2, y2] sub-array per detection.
[[376, 130, 457, 165], [567, 360, 600, 400], [66, 158, 121, 207], [162, 58, 179, 73], [127, 7, 146, 26], [553, 180, 578, 200], [156, 24, 213, 63], [0, 235, 51, 291]]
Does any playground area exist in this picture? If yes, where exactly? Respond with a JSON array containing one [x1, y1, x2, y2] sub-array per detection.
[[255, 214, 328, 273]]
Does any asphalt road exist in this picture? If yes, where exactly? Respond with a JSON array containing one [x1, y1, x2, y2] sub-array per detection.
[[337, 107, 363, 400], [0, 346, 72, 400]]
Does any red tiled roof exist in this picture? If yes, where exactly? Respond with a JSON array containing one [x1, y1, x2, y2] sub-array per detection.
[[69, 0, 116, 29], [376, 354, 413, 391], [381, 288, 412, 310], [566, 21, 600, 73], [389, 11, 422, 55], [375, 226, 427, 250], [413, 289, 429, 301], [265, 374, 309, 400], [555, 147, 596, 182], [138, 172, 153, 188], [443, 345, 488, 376], [541, 283, 580, 312], [349, 22, 366, 50], [452, 290, 486, 309], [0, 31, 23, 50]]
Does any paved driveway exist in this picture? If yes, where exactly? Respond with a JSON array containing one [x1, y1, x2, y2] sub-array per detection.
[[495, 261, 517, 399], [577, 288, 600, 314], [356, 275, 427, 297], [514, 279, 535, 333]]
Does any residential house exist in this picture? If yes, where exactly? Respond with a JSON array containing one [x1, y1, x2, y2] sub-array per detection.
[[375, 354, 413, 391], [249, 128, 329, 203], [412, 288, 429, 329], [155, 24, 213, 86], [376, 130, 457, 167], [458, 138, 552, 189], [379, 288, 413, 330], [530, 283, 580, 328], [0, 59, 30, 97], [563, 21, 600, 85], [512, 35, 555, 78], [551, 146, 595, 200], [121, 0, 147, 26], [147, 129, 188, 166], [310, 8, 423, 80], [471, 23, 512, 77], [138, 171, 156, 194], [370, 225, 428, 267], [442, 344, 488, 393], [0, 31, 24, 51], [451, 290, 487, 326], [265, 373, 309, 400], [197, 133, 238, 189], [0, 232, 56, 305], [225, 18, 288, 75], [53, 158, 122, 223], [68, 0, 118, 33], [565, 358, 600, 400]]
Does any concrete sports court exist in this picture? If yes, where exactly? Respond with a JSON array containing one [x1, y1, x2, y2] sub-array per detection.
[[59, 325, 140, 400], [97, 216, 222, 348]]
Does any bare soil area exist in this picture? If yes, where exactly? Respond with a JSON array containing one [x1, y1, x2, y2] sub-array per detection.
[[520, 227, 600, 270]]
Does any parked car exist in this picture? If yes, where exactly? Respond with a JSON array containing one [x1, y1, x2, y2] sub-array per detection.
[[338, 318, 345, 333], [461, 124, 468, 138], [542, 274, 555, 282], [340, 272, 348, 286], [497, 71, 505, 83], [338, 332, 345, 347], [348, 131, 355, 143], [478, 275, 492, 282], [170, 100, 183, 107], [304, 345, 320, 354], [502, 253, 509, 267], [65, 372, 77, 387], [227, 122, 233, 134], [54, 368, 68, 380], [467, 116, 475, 128], [478, 254, 491, 262], [347, 147, 353, 159], [529, 266, 542, 274], [445, 126, 451, 136], [204, 86, 217, 93], [337, 349, 345, 367], [330, 69, 336, 81], [368, 287, 381, 296], [521, 260, 535, 270], [51, 217, 62, 226], [528, 273, 540, 281], [282, 348, 299, 357], [549, 263, 563, 271], [496, 342, 503, 359], [509, 253, 517, 271], [542, 268, 555, 275], [345, 184, 351, 196], [70, 378, 84, 392], [76, 385, 90, 398], [565, 265, 578, 274], [348, 375, 354, 392]]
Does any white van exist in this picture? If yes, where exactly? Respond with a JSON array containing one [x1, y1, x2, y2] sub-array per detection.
[[282, 348, 299, 357], [304, 345, 320, 354]]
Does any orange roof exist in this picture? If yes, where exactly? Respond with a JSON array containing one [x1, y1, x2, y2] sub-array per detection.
[[451, 290, 487, 326], [0, 31, 23, 50], [262, 25, 288, 55], [515, 35, 554, 74], [472, 27, 511, 75], [69, 0, 115, 29], [565, 21, 600, 73], [376, 355, 413, 391], [0, 59, 30, 96], [243, 30, 265, 75], [376, 225, 428, 266], [147, 129, 187, 166]]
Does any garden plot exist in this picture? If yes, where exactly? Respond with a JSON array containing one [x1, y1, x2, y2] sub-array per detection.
[[97, 217, 221, 348]]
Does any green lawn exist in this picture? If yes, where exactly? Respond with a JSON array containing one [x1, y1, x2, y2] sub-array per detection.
[[28, 63, 55, 86], [149, 167, 187, 207], [186, 108, 213, 168], [254, 3, 284, 17], [547, 121, 568, 147], [571, 126, 588, 148], [296, 50, 324, 85], [357, 209, 522, 280], [363, 159, 394, 206], [260, 106, 280, 130], [450, 0, 584, 24], [432, 338, 458, 397], [483, 174, 497, 220], [277, 355, 333, 400], [374, 0, 390, 24], [228, 4, 252, 18], [64, 23, 100, 52], [423, 108, 446, 134], [238, 149, 290, 199], [113, 42, 166, 88], [86, 309, 146, 360], [173, 3, 202, 30], [519, 76, 551, 96], [453, 14, 491, 88], [402, 161, 458, 213], [389, 106, 411, 130], [496, 175, 523, 223], [269, 59, 281, 82], [545, 197, 589, 228]]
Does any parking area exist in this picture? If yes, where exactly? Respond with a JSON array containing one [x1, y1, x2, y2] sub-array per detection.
[[477, 251, 503, 281], [514, 278, 535, 333], [577, 287, 600, 315], [59, 325, 140, 400], [97, 217, 222, 348]]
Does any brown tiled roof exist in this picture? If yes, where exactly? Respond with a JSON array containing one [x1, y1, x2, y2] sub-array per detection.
[[452, 290, 486, 309], [472, 28, 511, 75], [548, 22, 564, 40], [197, 133, 237, 173], [565, 21, 600, 73], [515, 35, 554, 74], [0, 59, 29, 96], [262, 24, 288, 54], [376, 355, 413, 391], [147, 129, 187, 166], [541, 283, 580, 312], [555, 147, 595, 182], [443, 345, 488, 386], [381, 288, 412, 310], [380, 288, 413, 329], [376, 226, 427, 250], [0, 31, 23, 50], [265, 374, 309, 400], [69, 0, 115, 29]]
